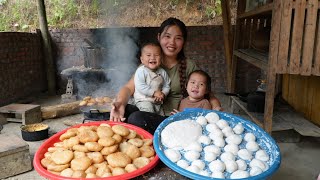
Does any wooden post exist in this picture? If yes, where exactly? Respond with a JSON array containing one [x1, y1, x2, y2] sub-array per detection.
[[37, 0, 56, 95], [221, 0, 234, 93]]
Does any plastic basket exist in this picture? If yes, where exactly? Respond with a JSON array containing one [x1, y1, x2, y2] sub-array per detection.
[[34, 121, 159, 180], [153, 108, 281, 180]]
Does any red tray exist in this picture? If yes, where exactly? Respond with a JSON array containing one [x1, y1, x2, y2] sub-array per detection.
[[33, 121, 159, 180]]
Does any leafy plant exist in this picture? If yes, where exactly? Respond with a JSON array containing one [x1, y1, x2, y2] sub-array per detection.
[[204, 0, 222, 19]]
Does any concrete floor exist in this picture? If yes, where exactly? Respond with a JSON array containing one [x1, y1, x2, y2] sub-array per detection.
[[1, 94, 320, 180]]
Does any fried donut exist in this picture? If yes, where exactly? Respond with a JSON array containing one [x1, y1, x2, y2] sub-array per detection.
[[112, 125, 130, 136], [70, 157, 92, 171], [51, 150, 73, 165], [106, 152, 131, 168]]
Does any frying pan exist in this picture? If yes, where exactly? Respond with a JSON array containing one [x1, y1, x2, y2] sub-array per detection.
[[80, 104, 111, 120]]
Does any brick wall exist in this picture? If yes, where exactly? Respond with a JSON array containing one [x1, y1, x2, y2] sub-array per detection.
[[0, 26, 259, 106], [50, 26, 231, 95], [0, 32, 46, 106]]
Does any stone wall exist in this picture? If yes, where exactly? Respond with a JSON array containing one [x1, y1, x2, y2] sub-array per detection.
[[0, 32, 46, 106]]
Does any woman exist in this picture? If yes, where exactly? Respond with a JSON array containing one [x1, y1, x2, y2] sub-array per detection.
[[110, 17, 221, 133]]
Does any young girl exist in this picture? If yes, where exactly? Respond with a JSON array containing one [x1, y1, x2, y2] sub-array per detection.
[[171, 70, 212, 114]]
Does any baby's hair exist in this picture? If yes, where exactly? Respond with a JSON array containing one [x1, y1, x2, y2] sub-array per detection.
[[139, 41, 162, 57], [186, 70, 212, 99]]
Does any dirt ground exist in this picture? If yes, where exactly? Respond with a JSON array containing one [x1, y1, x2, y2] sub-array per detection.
[[1, 94, 320, 180]]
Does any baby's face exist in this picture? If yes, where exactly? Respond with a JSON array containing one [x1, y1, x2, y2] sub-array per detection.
[[186, 73, 208, 101], [140, 45, 162, 71]]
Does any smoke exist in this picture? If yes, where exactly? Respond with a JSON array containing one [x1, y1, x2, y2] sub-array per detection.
[[74, 28, 140, 98], [102, 28, 140, 91]]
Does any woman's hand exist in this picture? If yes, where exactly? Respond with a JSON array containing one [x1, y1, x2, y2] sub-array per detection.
[[110, 102, 126, 122], [109, 77, 135, 122], [170, 109, 180, 115]]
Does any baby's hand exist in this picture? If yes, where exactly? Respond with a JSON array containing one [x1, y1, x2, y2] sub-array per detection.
[[154, 91, 164, 102], [170, 109, 180, 115]]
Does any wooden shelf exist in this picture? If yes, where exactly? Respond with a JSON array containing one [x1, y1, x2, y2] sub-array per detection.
[[233, 49, 268, 71], [230, 96, 264, 128], [230, 96, 320, 137], [238, 3, 273, 19]]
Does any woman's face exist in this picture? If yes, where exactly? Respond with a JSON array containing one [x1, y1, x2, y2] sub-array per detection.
[[158, 25, 185, 59], [186, 73, 208, 101]]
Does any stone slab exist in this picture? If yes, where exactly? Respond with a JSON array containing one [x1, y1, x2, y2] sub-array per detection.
[[0, 134, 32, 179]]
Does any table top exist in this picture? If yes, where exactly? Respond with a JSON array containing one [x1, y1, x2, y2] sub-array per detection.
[[0, 104, 40, 113]]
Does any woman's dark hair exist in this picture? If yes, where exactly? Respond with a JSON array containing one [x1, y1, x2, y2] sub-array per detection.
[[186, 70, 212, 100], [158, 17, 188, 97]]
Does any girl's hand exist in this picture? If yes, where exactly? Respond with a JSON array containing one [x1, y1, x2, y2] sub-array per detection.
[[170, 109, 180, 115], [213, 106, 223, 111], [110, 102, 126, 122]]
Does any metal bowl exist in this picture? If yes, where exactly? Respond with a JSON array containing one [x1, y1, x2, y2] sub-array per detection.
[[21, 123, 49, 141]]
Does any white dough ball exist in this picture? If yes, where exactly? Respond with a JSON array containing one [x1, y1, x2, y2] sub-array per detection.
[[209, 130, 223, 139], [255, 149, 269, 162], [177, 159, 189, 169], [222, 126, 234, 137], [263, 161, 270, 171], [237, 149, 253, 161], [184, 151, 200, 161], [184, 142, 202, 152], [204, 145, 221, 155], [220, 152, 235, 162], [209, 160, 225, 172], [204, 152, 217, 162], [233, 123, 244, 135], [236, 159, 247, 171], [186, 165, 200, 174], [199, 170, 210, 177], [191, 160, 206, 170], [224, 144, 239, 155], [249, 158, 266, 171], [205, 112, 220, 124], [206, 123, 219, 132], [225, 160, 238, 173], [216, 119, 229, 129], [196, 116, 207, 126], [164, 149, 181, 162], [226, 134, 242, 145], [230, 170, 249, 179], [246, 141, 260, 152], [198, 135, 211, 145], [213, 137, 225, 148], [244, 133, 256, 142], [211, 171, 225, 178], [250, 166, 263, 176]]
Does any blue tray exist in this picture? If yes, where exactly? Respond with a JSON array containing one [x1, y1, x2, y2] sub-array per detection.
[[153, 108, 281, 180]]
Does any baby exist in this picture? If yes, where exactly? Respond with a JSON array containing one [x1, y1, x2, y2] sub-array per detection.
[[133, 42, 171, 115], [171, 70, 212, 114]]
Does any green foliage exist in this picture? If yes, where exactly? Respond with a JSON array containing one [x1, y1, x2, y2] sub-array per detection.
[[0, 0, 7, 6], [204, 0, 222, 19], [0, 0, 224, 32]]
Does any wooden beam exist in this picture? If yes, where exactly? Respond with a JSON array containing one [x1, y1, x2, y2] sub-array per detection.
[[37, 0, 56, 95], [264, 0, 283, 134], [221, 0, 234, 93]]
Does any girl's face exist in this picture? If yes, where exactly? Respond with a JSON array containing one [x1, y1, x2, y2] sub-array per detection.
[[186, 73, 208, 101], [158, 25, 185, 59], [140, 45, 162, 71]]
